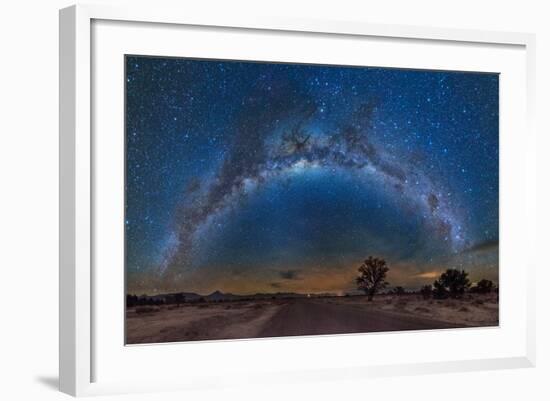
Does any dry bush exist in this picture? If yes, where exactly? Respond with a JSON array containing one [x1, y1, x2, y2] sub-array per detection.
[[414, 306, 430, 313], [458, 306, 470, 312]]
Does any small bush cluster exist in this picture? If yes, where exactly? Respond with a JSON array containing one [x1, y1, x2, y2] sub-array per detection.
[[391, 286, 407, 296], [420, 285, 433, 299], [470, 279, 495, 294], [416, 270, 496, 301], [433, 269, 471, 299]]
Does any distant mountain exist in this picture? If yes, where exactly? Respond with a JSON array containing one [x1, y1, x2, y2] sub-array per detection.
[[150, 292, 202, 301], [206, 290, 240, 301]]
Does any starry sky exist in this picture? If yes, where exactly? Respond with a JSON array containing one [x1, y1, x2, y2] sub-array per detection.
[[125, 55, 499, 296]]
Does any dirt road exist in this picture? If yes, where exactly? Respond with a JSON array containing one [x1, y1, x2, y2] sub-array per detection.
[[126, 296, 487, 344], [258, 298, 465, 338]]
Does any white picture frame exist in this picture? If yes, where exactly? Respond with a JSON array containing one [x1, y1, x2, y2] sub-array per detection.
[[59, 4, 536, 397]]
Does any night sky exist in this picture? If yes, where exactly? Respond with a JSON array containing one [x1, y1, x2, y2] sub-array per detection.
[[125, 56, 499, 296]]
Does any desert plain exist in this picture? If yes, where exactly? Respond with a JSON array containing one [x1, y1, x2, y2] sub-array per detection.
[[126, 293, 498, 344]]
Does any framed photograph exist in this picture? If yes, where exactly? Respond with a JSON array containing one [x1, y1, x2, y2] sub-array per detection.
[[59, 4, 536, 396]]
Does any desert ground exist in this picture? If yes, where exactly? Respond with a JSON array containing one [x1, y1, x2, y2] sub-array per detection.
[[126, 293, 498, 344]]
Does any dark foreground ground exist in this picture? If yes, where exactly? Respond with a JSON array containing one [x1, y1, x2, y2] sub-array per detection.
[[126, 294, 498, 344], [258, 298, 460, 337]]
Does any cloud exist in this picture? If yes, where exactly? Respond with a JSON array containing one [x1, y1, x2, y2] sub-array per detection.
[[463, 239, 498, 254], [279, 269, 301, 280], [412, 271, 441, 279]]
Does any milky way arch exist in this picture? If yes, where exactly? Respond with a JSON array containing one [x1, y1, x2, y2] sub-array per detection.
[[158, 96, 466, 277]]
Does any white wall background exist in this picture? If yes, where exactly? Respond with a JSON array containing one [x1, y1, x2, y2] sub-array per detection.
[[0, 0, 547, 399]]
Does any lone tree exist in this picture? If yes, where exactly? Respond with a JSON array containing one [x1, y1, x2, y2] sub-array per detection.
[[471, 279, 494, 294], [356, 256, 389, 301], [433, 269, 471, 299]]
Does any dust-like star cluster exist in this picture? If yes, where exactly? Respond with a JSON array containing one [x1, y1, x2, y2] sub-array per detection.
[[125, 56, 499, 295]]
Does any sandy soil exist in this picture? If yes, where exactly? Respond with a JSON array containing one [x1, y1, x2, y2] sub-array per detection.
[[126, 300, 285, 344], [126, 294, 498, 344], [347, 293, 499, 327]]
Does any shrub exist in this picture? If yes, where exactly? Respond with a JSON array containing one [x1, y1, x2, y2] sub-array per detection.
[[432, 280, 448, 299], [420, 285, 433, 299], [471, 279, 495, 294], [433, 269, 471, 299], [391, 286, 406, 296]]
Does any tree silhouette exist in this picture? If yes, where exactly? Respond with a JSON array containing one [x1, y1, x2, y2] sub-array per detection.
[[420, 284, 433, 299], [471, 279, 494, 294], [433, 269, 471, 299], [391, 286, 406, 296], [356, 256, 389, 301], [432, 280, 448, 299]]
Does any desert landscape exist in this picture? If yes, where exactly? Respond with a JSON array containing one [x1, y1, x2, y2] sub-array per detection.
[[126, 291, 498, 344]]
